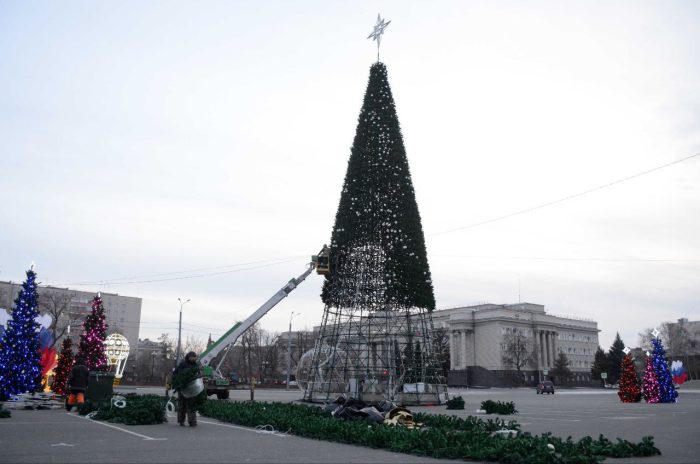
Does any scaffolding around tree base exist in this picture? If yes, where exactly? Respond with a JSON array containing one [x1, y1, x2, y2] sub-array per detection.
[[298, 304, 448, 406]]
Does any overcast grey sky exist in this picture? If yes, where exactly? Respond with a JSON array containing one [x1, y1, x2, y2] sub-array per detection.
[[1, 0, 698, 351]]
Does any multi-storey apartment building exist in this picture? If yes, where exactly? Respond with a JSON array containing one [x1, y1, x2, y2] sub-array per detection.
[[0, 280, 142, 357]]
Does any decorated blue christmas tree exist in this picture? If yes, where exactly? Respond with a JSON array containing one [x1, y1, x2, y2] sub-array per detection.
[[650, 335, 677, 403], [0, 266, 42, 400]]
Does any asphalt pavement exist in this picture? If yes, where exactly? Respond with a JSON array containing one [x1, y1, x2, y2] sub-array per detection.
[[1, 386, 699, 463]]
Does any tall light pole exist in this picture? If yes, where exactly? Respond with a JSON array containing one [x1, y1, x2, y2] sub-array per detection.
[[176, 297, 190, 366], [286, 311, 300, 390]]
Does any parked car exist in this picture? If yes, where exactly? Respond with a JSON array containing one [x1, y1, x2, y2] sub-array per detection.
[[536, 381, 555, 394]]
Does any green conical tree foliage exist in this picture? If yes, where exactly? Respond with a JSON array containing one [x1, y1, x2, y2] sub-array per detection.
[[321, 62, 435, 311]]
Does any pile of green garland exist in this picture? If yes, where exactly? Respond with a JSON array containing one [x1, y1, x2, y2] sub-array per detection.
[[199, 401, 659, 463], [481, 400, 518, 415], [171, 367, 207, 408], [171, 366, 200, 390], [446, 395, 465, 410], [0, 404, 10, 418], [79, 394, 166, 425]]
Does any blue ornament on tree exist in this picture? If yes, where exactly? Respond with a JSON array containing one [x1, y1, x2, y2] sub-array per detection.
[[651, 337, 678, 403], [0, 267, 43, 400]]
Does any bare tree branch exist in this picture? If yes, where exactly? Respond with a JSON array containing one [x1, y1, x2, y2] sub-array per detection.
[[38, 292, 81, 349]]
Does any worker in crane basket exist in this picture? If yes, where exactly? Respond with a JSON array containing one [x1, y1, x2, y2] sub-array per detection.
[[173, 351, 202, 427]]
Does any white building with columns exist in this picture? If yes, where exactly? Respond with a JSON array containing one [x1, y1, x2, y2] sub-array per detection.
[[432, 303, 599, 387]]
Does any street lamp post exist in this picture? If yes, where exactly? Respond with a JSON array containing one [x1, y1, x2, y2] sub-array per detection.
[[150, 351, 158, 382], [286, 311, 300, 390], [176, 297, 191, 366]]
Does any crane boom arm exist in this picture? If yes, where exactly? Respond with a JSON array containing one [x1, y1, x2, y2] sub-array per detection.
[[198, 263, 315, 367]]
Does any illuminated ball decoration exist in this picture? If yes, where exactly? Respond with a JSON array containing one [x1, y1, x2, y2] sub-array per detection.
[[104, 333, 130, 380]]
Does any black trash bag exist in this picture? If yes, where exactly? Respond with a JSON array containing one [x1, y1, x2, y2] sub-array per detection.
[[377, 399, 397, 413], [343, 398, 368, 410]]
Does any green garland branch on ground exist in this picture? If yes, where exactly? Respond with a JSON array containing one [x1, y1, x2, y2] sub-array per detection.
[[481, 400, 518, 415], [198, 400, 660, 463], [0, 404, 11, 418], [79, 394, 166, 425], [446, 395, 465, 410]]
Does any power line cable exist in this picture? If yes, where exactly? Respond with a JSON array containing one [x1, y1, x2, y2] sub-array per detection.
[[70, 255, 306, 285], [66, 256, 304, 286], [430, 152, 700, 236], [432, 254, 700, 263]]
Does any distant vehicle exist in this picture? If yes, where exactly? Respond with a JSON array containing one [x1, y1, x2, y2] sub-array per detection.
[[536, 381, 555, 394]]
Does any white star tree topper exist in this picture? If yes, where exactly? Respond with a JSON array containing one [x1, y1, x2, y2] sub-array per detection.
[[367, 14, 391, 62]]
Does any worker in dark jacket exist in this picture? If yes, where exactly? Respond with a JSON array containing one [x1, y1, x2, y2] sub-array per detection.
[[66, 357, 89, 411], [173, 351, 201, 427]]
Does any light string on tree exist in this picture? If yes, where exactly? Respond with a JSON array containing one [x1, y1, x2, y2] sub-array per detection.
[[0, 266, 42, 400]]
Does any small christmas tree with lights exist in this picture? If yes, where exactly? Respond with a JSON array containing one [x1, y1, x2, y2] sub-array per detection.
[[650, 336, 677, 403], [617, 352, 641, 403], [77, 293, 109, 371], [642, 355, 660, 403], [52, 337, 74, 395], [0, 266, 42, 400]]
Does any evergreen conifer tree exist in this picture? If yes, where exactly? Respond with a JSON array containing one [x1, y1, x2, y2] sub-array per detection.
[[321, 62, 435, 311], [52, 338, 74, 395], [590, 346, 609, 383], [607, 333, 626, 384], [0, 267, 42, 400], [642, 356, 660, 403], [650, 338, 677, 403], [617, 354, 641, 403], [551, 352, 572, 384], [77, 294, 109, 371]]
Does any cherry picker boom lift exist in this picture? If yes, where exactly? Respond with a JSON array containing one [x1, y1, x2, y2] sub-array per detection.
[[196, 247, 329, 399]]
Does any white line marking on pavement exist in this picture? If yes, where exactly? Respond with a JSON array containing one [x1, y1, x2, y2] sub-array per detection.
[[66, 413, 167, 441], [51, 443, 77, 447], [520, 417, 582, 422], [198, 419, 286, 436]]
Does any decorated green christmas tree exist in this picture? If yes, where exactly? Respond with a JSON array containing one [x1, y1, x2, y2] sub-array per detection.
[[52, 337, 74, 395], [320, 61, 435, 311], [77, 294, 109, 371], [304, 19, 446, 405], [642, 355, 660, 403], [617, 351, 641, 403], [0, 266, 42, 400]]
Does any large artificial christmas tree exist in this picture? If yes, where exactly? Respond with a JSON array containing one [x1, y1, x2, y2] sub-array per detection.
[[303, 61, 445, 405], [642, 356, 660, 403], [77, 294, 109, 372], [52, 337, 74, 395], [650, 337, 677, 403], [0, 267, 43, 400], [617, 354, 641, 403], [320, 62, 435, 311]]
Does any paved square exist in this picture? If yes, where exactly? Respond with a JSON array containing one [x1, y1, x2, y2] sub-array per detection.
[[1, 386, 698, 463]]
